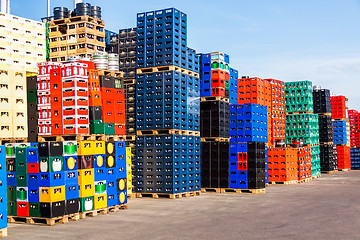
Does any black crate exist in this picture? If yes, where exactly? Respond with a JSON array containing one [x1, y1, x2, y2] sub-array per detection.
[[40, 201, 65, 218]]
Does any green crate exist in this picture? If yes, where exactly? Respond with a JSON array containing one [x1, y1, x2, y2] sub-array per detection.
[[49, 156, 64, 172], [15, 147, 27, 164], [15, 162, 27, 175], [115, 78, 123, 89], [285, 81, 314, 113], [7, 201, 16, 216], [27, 89, 37, 103], [286, 114, 320, 145], [80, 196, 94, 212], [105, 123, 115, 135], [16, 174, 27, 187], [225, 80, 229, 89], [90, 120, 105, 134], [29, 202, 41, 217], [7, 186, 16, 201]]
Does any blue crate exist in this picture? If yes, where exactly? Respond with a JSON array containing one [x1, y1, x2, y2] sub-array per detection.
[[39, 172, 65, 187], [26, 148, 38, 163], [7, 173, 16, 186], [65, 184, 79, 200], [106, 168, 117, 182], [28, 173, 39, 188], [94, 168, 106, 181], [28, 187, 39, 202], [107, 193, 117, 207], [65, 170, 78, 185], [30, 142, 38, 148], [0, 211, 6, 229], [107, 180, 117, 195]]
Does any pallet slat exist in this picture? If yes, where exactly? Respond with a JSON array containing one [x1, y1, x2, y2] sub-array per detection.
[[136, 191, 201, 199]]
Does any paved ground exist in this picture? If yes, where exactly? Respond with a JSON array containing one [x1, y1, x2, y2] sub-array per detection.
[[6, 171, 360, 240]]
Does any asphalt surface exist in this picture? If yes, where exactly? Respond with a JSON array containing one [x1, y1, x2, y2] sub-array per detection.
[[6, 170, 360, 240]]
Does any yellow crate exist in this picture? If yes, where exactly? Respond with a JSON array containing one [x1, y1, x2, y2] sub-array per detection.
[[94, 141, 105, 154], [0, 125, 12, 138], [78, 169, 94, 185], [78, 141, 94, 155], [0, 110, 12, 124], [13, 124, 27, 138], [94, 193, 107, 210], [39, 186, 65, 202], [79, 182, 94, 198]]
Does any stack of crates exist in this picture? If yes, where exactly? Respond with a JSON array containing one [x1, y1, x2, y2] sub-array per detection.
[[27, 74, 38, 142], [268, 147, 298, 183], [125, 147, 132, 196], [200, 52, 231, 190], [62, 62, 90, 135], [0, 146, 6, 232], [285, 81, 320, 178], [229, 68, 238, 104], [266, 79, 286, 146], [88, 70, 104, 134], [350, 148, 360, 169], [331, 95, 351, 170], [98, 74, 125, 136], [37, 62, 62, 136], [227, 104, 268, 190], [6, 141, 128, 219], [77, 141, 95, 212], [117, 28, 137, 80], [294, 145, 312, 181], [63, 141, 79, 215], [313, 88, 337, 172], [348, 109, 360, 169], [0, 70, 28, 138], [38, 142, 66, 218], [136, 8, 201, 195], [200, 52, 230, 98]]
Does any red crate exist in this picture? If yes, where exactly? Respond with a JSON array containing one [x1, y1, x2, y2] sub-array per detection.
[[27, 163, 39, 173], [17, 202, 29, 217], [115, 124, 126, 135]]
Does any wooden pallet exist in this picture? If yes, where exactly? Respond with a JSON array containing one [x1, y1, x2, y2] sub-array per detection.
[[338, 168, 351, 172], [321, 170, 338, 174], [201, 137, 229, 142], [321, 142, 334, 145], [0, 138, 27, 145], [8, 213, 79, 226], [200, 96, 229, 103], [201, 188, 221, 193], [0, 228, 7, 237], [286, 111, 314, 115], [303, 143, 320, 147], [220, 188, 266, 194], [137, 129, 200, 136], [312, 174, 322, 179], [38, 134, 122, 142], [79, 204, 128, 219], [136, 65, 199, 78], [124, 79, 136, 85], [98, 69, 123, 78], [127, 193, 137, 199], [270, 180, 298, 185], [298, 178, 312, 183], [136, 191, 201, 199]]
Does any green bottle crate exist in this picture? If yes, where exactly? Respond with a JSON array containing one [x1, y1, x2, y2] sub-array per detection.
[[90, 120, 105, 134], [27, 89, 37, 103], [285, 114, 319, 145], [15, 147, 27, 164], [7, 201, 16, 216], [105, 123, 115, 135], [225, 80, 229, 89], [16, 174, 28, 187], [311, 145, 321, 177], [7, 186, 16, 201], [29, 202, 41, 217], [80, 196, 94, 212], [285, 81, 314, 113]]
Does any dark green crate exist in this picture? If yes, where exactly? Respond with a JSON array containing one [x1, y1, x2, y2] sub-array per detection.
[[27, 89, 37, 103], [16, 174, 28, 187], [15, 163, 27, 175], [29, 202, 41, 217], [49, 156, 64, 172], [15, 147, 27, 163], [7, 186, 16, 201], [105, 123, 115, 135], [80, 197, 94, 212], [7, 201, 16, 216], [90, 122, 105, 134]]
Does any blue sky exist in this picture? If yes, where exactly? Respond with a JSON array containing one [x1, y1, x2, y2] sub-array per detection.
[[11, 0, 360, 108]]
